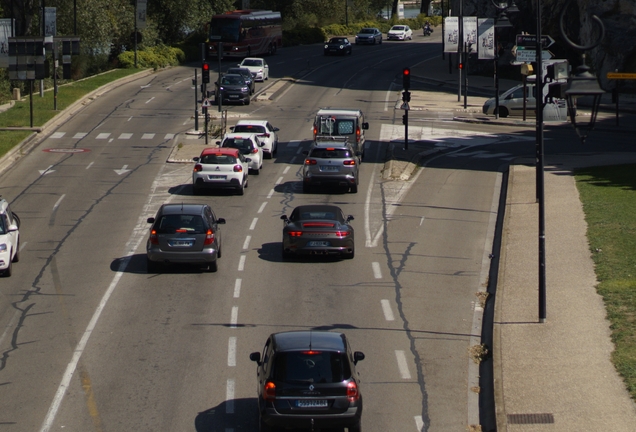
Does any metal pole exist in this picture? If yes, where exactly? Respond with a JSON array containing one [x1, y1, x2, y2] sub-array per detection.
[[29, 80, 34, 128], [53, 41, 57, 110], [217, 41, 222, 113], [134, 0, 138, 68], [404, 109, 408, 150], [536, 0, 547, 323], [194, 70, 199, 131], [464, 43, 468, 109], [458, 0, 463, 102], [441, 0, 445, 60]]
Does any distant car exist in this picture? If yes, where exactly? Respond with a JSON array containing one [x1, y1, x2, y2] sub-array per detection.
[[215, 73, 251, 105], [192, 147, 250, 195], [387, 25, 413, 40], [249, 330, 365, 432], [226, 67, 255, 94], [219, 133, 264, 174], [237, 57, 269, 81], [230, 120, 279, 159], [146, 203, 225, 273], [302, 140, 361, 193], [355, 27, 383, 45], [482, 82, 541, 117], [324, 37, 352, 55], [0, 197, 20, 277], [280, 204, 355, 259]]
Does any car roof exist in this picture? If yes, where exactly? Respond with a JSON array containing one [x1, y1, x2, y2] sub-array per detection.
[[272, 331, 347, 352], [224, 132, 259, 140], [235, 120, 268, 126], [200, 147, 240, 157], [242, 57, 264, 62], [316, 108, 363, 117], [158, 203, 207, 216], [227, 67, 252, 74], [359, 28, 377, 32], [223, 73, 244, 79]]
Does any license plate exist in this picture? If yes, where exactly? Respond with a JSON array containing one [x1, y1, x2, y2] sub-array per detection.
[[169, 240, 193, 247], [229, 94, 239, 98], [208, 175, 226, 180], [320, 166, 338, 171], [296, 399, 328, 408], [308, 241, 330, 247]]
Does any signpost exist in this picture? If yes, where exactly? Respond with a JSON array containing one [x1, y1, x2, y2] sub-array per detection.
[[516, 46, 553, 62], [516, 34, 555, 48]]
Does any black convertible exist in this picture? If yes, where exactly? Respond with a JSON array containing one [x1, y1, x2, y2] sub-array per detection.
[[281, 205, 355, 259]]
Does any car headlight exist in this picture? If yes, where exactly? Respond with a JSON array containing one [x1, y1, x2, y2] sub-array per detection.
[[0, 243, 7, 251], [219, 86, 225, 91], [339, 45, 344, 49], [325, 44, 328, 49], [242, 87, 248, 92]]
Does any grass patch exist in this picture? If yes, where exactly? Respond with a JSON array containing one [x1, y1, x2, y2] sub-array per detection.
[[0, 68, 146, 158], [575, 163, 636, 400]]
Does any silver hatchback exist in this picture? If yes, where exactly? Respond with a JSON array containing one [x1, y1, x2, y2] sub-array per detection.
[[302, 141, 360, 193]]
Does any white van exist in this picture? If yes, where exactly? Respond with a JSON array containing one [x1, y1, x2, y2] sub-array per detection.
[[482, 83, 537, 117], [313, 109, 369, 159]]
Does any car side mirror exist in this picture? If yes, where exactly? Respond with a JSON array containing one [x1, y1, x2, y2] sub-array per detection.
[[245, 158, 252, 162], [353, 351, 365, 364], [273, 127, 279, 132], [216, 141, 221, 145], [193, 157, 200, 162], [237, 64, 241, 67], [280, 215, 289, 222], [7, 223, 18, 232], [362, 122, 369, 130], [147, 217, 155, 224], [249, 352, 262, 365], [229, 127, 235, 132], [259, 142, 265, 147], [346, 215, 354, 222], [217, 218, 226, 224]]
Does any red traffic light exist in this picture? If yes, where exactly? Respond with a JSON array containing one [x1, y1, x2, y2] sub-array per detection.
[[458, 63, 463, 70], [202, 62, 210, 71], [403, 67, 410, 76]]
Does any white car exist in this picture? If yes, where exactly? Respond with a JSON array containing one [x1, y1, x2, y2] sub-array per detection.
[[387, 25, 413, 41], [237, 57, 269, 81], [0, 197, 20, 277], [230, 120, 279, 159], [192, 147, 251, 195], [218, 133, 264, 174]]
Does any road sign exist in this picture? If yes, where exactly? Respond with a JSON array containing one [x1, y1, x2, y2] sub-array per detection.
[[516, 46, 553, 62], [202, 98, 211, 108], [516, 34, 555, 48], [607, 72, 636, 80], [400, 102, 410, 110]]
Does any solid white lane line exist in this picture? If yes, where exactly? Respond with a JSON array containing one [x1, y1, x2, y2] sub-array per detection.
[[372, 262, 382, 279], [420, 216, 425, 226], [243, 236, 251, 250], [238, 255, 246, 271], [226, 379, 235, 414], [283, 166, 290, 174], [249, 218, 258, 230], [267, 189, 274, 199], [230, 307, 238, 328], [395, 350, 411, 379], [145, 97, 155, 104], [233, 279, 242, 298], [381, 300, 395, 321], [415, 416, 424, 431], [257, 202, 267, 213], [52, 194, 65, 210], [228, 337, 237, 367], [86, 162, 94, 170], [275, 176, 283, 185]]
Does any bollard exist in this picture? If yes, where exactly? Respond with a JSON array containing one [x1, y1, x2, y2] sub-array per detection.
[[12, 88, 20, 100]]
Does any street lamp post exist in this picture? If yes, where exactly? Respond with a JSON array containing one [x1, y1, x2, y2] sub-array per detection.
[[536, 0, 547, 323], [492, 1, 518, 119]]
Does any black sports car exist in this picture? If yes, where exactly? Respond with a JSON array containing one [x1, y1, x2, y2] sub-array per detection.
[[280, 205, 354, 259], [324, 37, 352, 55]]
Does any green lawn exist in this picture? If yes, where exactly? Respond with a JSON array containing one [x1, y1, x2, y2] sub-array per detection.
[[576, 164, 636, 400], [0, 68, 145, 155]]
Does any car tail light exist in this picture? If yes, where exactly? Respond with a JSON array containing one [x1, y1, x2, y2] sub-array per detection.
[[356, 126, 361, 142], [233, 164, 243, 172], [259, 133, 270, 138], [313, 126, 318, 138], [264, 381, 276, 402], [289, 231, 303, 237], [303, 222, 335, 228], [346, 381, 359, 402], [251, 147, 259, 154], [304, 159, 317, 165], [149, 229, 159, 245], [176, 229, 188, 233], [194, 164, 202, 172], [335, 230, 351, 237], [343, 160, 356, 166], [204, 229, 215, 245], [301, 350, 322, 355]]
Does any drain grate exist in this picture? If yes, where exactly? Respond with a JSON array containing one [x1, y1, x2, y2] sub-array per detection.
[[507, 413, 555, 424]]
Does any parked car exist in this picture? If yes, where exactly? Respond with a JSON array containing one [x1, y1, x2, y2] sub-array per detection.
[[226, 67, 255, 94], [237, 57, 269, 81], [192, 147, 250, 195], [280, 205, 355, 259], [0, 197, 20, 277], [215, 73, 251, 105], [249, 331, 365, 431], [387, 25, 413, 41], [146, 203, 225, 273], [482, 82, 537, 117], [355, 27, 382, 45], [218, 133, 264, 174], [302, 140, 361, 193], [230, 120, 279, 159], [324, 37, 352, 55]]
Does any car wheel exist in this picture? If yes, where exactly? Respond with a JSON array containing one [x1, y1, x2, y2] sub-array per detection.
[[379, 38, 382, 44], [498, 107, 510, 118], [2, 259, 12, 277], [259, 416, 274, 432], [208, 260, 218, 273], [237, 183, 245, 195], [349, 419, 362, 432], [146, 258, 160, 274], [217, 244, 222, 258], [281, 245, 292, 260], [12, 241, 19, 263], [245, 98, 250, 105], [303, 183, 312, 193], [244, 176, 249, 188], [350, 184, 358, 193]]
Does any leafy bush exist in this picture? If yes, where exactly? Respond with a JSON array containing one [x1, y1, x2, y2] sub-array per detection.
[[118, 45, 185, 69], [283, 27, 326, 46]]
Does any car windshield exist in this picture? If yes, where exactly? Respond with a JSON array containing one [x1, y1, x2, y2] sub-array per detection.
[[234, 125, 266, 134], [392, 26, 405, 31], [222, 138, 254, 153], [330, 38, 347, 44], [228, 69, 250, 78], [155, 214, 206, 234], [359, 29, 373, 34], [0, 214, 6, 234], [242, 59, 262, 66], [310, 148, 352, 159], [222, 76, 245, 85], [272, 351, 351, 384], [200, 154, 237, 164]]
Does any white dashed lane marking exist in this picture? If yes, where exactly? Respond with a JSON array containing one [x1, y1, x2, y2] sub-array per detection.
[[381, 300, 395, 321], [257, 202, 267, 213], [233, 279, 241, 298], [238, 255, 246, 271], [372, 262, 382, 279], [227, 337, 237, 367], [225, 379, 235, 414], [242, 236, 251, 250], [230, 307, 238, 328], [395, 350, 412, 379], [249, 218, 258, 230]]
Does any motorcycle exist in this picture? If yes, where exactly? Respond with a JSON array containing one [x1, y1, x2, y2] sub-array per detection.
[[423, 25, 433, 36]]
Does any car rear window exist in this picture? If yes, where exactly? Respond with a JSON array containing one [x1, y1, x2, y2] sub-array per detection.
[[200, 154, 237, 164], [155, 214, 206, 234], [272, 351, 351, 384], [234, 125, 266, 134], [317, 118, 355, 136], [309, 148, 352, 159], [222, 138, 254, 153]]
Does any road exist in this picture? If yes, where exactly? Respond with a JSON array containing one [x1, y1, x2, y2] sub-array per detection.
[[2, 38, 621, 432]]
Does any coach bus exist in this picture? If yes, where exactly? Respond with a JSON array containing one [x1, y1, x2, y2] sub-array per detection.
[[207, 10, 282, 59]]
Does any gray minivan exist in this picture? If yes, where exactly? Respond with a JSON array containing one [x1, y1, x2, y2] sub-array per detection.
[[313, 108, 369, 159]]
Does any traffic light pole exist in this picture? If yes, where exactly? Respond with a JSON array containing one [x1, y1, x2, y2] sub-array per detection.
[[193, 70, 199, 131], [403, 108, 408, 150]]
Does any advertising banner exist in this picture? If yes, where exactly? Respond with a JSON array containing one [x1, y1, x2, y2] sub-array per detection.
[[478, 18, 495, 59], [44, 7, 56, 37], [463, 16, 477, 53], [0, 19, 13, 68], [444, 17, 458, 53], [136, 0, 147, 29]]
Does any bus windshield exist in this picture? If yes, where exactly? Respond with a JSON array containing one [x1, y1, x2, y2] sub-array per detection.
[[210, 18, 240, 42]]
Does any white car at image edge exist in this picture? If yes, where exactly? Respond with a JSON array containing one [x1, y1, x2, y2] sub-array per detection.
[[230, 120, 279, 159], [0, 197, 20, 277], [387, 25, 413, 40], [237, 57, 269, 81]]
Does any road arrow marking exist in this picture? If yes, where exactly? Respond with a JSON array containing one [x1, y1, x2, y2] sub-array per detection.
[[114, 165, 131, 175], [39, 165, 55, 175]]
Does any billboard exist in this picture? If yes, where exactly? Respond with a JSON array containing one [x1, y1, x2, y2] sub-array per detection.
[[0, 19, 14, 68], [478, 18, 495, 60], [444, 17, 458, 53]]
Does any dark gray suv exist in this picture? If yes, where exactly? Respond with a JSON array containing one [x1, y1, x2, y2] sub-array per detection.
[[250, 331, 365, 432], [302, 140, 361, 193]]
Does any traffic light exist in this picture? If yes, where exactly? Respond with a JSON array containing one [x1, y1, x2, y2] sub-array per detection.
[[458, 62, 463, 70], [402, 114, 407, 125], [402, 91, 411, 103], [402, 67, 410, 90], [202, 62, 210, 84]]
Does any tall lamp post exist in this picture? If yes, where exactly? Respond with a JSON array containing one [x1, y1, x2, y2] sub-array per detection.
[[491, 1, 518, 119], [559, 1, 606, 144]]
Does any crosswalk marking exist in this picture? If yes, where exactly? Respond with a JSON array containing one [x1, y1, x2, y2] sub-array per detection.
[[96, 133, 111, 139], [73, 132, 87, 139], [118, 133, 133, 140], [141, 133, 155, 140], [50, 132, 65, 139], [164, 133, 175, 140]]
